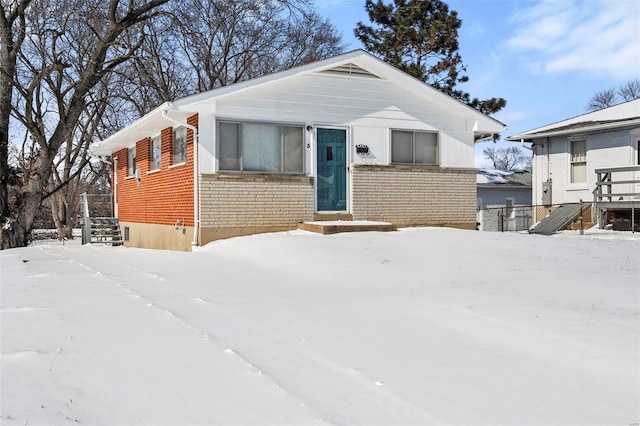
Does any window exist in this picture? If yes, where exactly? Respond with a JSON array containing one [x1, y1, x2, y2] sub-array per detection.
[[150, 136, 161, 170], [219, 121, 304, 173], [570, 140, 586, 183], [505, 198, 515, 218], [128, 146, 136, 176], [173, 127, 187, 164], [391, 130, 438, 165]]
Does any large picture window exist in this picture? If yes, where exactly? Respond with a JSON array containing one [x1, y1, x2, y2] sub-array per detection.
[[570, 139, 586, 183], [128, 146, 136, 176], [219, 121, 304, 173], [150, 136, 161, 170], [173, 127, 187, 165], [391, 130, 438, 165]]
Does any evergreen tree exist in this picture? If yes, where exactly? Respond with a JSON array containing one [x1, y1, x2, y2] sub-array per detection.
[[354, 0, 506, 115]]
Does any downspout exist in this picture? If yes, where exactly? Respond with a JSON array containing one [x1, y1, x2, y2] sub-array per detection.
[[162, 107, 199, 249]]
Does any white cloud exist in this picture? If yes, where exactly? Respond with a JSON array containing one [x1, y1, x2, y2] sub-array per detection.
[[505, 0, 640, 80]]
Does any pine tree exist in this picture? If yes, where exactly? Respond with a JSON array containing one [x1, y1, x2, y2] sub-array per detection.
[[354, 0, 506, 115]]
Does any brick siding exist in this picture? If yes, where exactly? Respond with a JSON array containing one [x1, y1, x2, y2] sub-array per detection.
[[351, 164, 477, 227], [199, 174, 314, 228], [113, 114, 197, 226]]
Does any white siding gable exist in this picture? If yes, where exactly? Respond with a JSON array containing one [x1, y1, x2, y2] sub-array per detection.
[[198, 71, 477, 170]]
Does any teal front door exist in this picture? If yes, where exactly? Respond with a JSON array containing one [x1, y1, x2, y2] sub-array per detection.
[[317, 128, 347, 211]]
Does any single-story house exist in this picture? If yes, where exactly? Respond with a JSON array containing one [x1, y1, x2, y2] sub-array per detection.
[[506, 99, 640, 230], [90, 49, 507, 250], [477, 169, 532, 231]]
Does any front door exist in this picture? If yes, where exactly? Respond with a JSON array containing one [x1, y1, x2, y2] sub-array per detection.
[[316, 128, 347, 211]]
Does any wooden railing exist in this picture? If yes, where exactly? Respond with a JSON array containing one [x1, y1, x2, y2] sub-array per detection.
[[593, 165, 640, 229], [593, 165, 640, 202]]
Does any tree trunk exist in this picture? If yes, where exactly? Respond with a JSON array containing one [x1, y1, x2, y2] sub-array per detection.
[[0, 11, 17, 248], [50, 190, 75, 240]]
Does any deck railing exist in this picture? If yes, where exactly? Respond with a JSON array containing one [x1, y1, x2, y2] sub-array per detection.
[[593, 165, 640, 229], [593, 165, 640, 202]]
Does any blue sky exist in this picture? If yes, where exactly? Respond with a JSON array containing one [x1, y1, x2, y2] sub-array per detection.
[[315, 0, 640, 167]]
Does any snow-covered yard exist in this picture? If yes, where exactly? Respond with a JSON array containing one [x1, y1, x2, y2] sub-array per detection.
[[1, 227, 639, 425]]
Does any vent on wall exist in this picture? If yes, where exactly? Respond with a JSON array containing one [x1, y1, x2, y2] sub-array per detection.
[[321, 63, 380, 78]]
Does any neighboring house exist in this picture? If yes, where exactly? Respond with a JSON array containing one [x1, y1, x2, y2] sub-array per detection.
[[90, 50, 506, 250], [507, 99, 640, 230], [477, 169, 532, 231]]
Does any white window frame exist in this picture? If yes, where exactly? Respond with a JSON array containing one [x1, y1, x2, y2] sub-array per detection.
[[173, 127, 187, 165], [150, 135, 161, 171], [390, 129, 439, 165], [569, 139, 586, 184], [127, 146, 136, 176], [218, 120, 305, 174]]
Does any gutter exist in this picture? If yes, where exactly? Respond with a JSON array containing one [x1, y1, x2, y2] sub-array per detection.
[[162, 106, 199, 249]]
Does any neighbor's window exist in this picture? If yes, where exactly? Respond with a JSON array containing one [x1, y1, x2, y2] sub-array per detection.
[[150, 136, 161, 171], [219, 121, 304, 173], [128, 146, 136, 176], [570, 139, 586, 183], [391, 130, 438, 165], [173, 127, 187, 165]]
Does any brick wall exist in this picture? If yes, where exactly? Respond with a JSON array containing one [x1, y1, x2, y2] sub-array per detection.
[[113, 114, 197, 227], [199, 174, 314, 228], [351, 164, 477, 227]]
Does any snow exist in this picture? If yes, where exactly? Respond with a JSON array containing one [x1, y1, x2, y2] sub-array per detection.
[[2, 227, 639, 425], [477, 169, 530, 185]]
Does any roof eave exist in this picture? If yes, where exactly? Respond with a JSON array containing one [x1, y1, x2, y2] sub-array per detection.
[[506, 118, 640, 141]]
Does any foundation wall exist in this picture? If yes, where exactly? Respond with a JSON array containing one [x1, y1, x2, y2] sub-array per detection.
[[119, 221, 194, 251]]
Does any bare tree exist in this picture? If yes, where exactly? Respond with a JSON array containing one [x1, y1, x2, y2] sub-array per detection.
[[586, 88, 617, 112], [483, 146, 529, 171], [586, 79, 640, 111], [1, 0, 169, 249], [170, 0, 345, 92], [2, 0, 343, 248], [618, 78, 640, 102], [45, 81, 113, 239], [1, 0, 32, 247]]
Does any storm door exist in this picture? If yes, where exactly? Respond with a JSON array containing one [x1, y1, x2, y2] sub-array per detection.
[[316, 128, 347, 211]]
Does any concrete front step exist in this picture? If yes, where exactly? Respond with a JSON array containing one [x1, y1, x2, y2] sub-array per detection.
[[312, 213, 354, 221], [298, 220, 396, 235]]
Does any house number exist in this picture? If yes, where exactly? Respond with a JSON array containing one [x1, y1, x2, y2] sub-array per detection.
[[306, 143, 311, 148]]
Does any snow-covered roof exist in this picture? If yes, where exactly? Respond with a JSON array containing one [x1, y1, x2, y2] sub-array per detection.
[[506, 99, 640, 141], [477, 169, 531, 186]]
